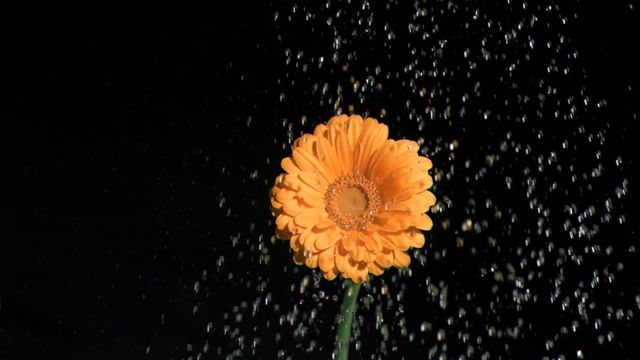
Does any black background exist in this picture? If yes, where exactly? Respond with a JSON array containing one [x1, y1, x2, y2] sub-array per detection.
[[2, 2, 638, 359]]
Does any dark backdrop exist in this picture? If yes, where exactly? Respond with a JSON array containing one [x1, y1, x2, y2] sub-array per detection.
[[2, 2, 638, 359]]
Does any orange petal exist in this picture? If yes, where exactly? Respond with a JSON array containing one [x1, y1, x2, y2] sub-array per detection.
[[274, 186, 296, 203], [364, 139, 395, 180], [335, 242, 348, 273], [415, 214, 433, 230], [306, 226, 336, 251], [375, 249, 393, 268], [418, 156, 433, 170], [282, 198, 309, 216], [392, 191, 436, 213], [298, 227, 313, 248], [334, 130, 352, 175], [424, 190, 436, 207], [373, 141, 417, 179], [408, 166, 433, 184], [315, 230, 339, 251], [293, 133, 315, 151], [350, 242, 364, 262], [318, 247, 336, 272], [386, 165, 414, 182], [294, 208, 321, 228], [379, 169, 428, 202], [380, 179, 429, 204], [324, 118, 342, 146], [369, 231, 395, 250], [305, 229, 321, 250], [396, 139, 419, 153], [341, 231, 358, 254], [368, 261, 385, 276], [313, 218, 334, 230], [341, 257, 355, 280], [281, 157, 301, 174], [323, 267, 339, 280], [363, 248, 377, 263], [315, 136, 340, 179], [270, 197, 284, 210], [292, 234, 307, 252], [276, 214, 293, 232], [298, 172, 326, 193], [292, 147, 332, 183], [326, 114, 350, 134], [381, 231, 411, 251], [361, 233, 381, 252], [407, 229, 425, 248], [353, 119, 388, 174], [351, 260, 369, 283], [313, 123, 328, 139], [305, 253, 318, 268], [298, 190, 324, 208], [283, 174, 303, 191], [347, 115, 364, 148], [374, 212, 413, 232], [419, 174, 434, 191], [392, 250, 411, 268]]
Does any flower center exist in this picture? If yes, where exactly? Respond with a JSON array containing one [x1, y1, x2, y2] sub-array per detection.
[[325, 174, 381, 231]]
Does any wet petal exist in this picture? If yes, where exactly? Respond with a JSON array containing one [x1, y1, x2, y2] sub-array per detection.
[[281, 157, 301, 174], [274, 186, 297, 203], [326, 114, 350, 134], [393, 250, 411, 268], [294, 208, 322, 228], [283, 174, 303, 191], [353, 119, 388, 174], [315, 136, 341, 179], [270, 197, 284, 210], [415, 214, 433, 230], [392, 191, 436, 213], [334, 129, 352, 175], [347, 115, 364, 148], [396, 139, 420, 153], [375, 249, 394, 267], [297, 227, 313, 247], [313, 218, 334, 230], [276, 214, 293, 232], [323, 267, 339, 280], [368, 261, 384, 276], [315, 230, 339, 251], [298, 172, 326, 193], [297, 190, 324, 208], [283, 197, 309, 216], [374, 212, 413, 232], [407, 229, 425, 248], [292, 147, 333, 183], [318, 247, 336, 272], [305, 253, 318, 268], [350, 260, 369, 283], [361, 233, 381, 252], [350, 242, 364, 262], [335, 242, 348, 273]]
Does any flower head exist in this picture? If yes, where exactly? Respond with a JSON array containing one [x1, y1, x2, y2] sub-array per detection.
[[270, 115, 436, 283]]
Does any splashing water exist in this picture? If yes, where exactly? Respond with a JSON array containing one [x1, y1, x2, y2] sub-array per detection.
[[176, 1, 637, 359]]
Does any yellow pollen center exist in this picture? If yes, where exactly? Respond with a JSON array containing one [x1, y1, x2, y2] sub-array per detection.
[[337, 187, 368, 216], [325, 174, 381, 231]]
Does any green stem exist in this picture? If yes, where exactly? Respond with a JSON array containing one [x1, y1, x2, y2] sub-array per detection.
[[335, 280, 362, 360]]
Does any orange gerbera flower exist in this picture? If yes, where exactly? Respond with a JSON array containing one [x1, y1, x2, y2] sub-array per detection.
[[270, 115, 436, 283]]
